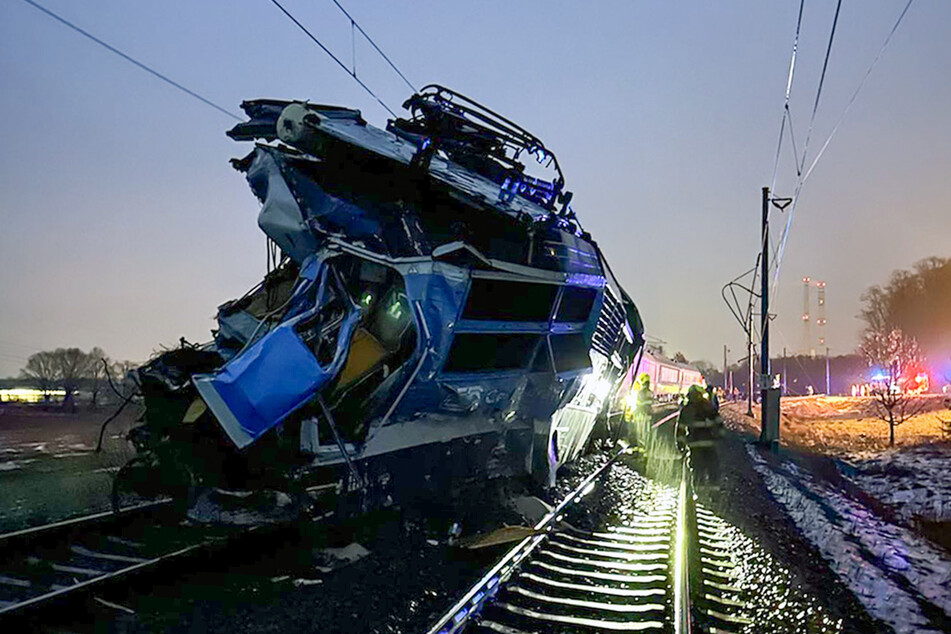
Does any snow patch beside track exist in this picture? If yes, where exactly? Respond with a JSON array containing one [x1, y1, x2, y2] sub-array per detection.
[[747, 444, 951, 634]]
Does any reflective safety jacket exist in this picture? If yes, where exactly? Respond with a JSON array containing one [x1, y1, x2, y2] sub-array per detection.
[[676, 399, 723, 449], [635, 385, 653, 416]]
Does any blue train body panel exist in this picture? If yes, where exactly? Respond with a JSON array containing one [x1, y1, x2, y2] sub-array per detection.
[[135, 86, 645, 499]]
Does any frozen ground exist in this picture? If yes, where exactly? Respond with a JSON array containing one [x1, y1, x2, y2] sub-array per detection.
[[0, 406, 137, 531], [747, 444, 951, 634], [721, 397, 951, 553], [844, 443, 951, 524]]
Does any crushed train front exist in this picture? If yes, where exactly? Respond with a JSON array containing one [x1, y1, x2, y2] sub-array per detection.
[[125, 87, 645, 520]]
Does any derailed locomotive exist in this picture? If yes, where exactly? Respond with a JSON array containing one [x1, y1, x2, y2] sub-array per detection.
[[126, 86, 644, 521]]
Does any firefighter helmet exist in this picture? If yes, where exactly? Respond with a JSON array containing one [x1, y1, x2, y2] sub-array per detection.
[[686, 384, 705, 402]]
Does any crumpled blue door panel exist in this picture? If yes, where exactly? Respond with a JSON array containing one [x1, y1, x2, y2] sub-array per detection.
[[194, 263, 360, 448]]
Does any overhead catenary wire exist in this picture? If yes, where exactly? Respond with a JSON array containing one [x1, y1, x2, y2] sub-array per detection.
[[798, 0, 843, 179], [19, 0, 241, 121], [801, 0, 916, 186], [769, 0, 844, 304], [771, 0, 844, 281], [329, 0, 417, 93], [769, 0, 916, 303], [735, 0, 803, 342], [721, 265, 759, 335], [769, 0, 806, 194], [268, 0, 398, 118]]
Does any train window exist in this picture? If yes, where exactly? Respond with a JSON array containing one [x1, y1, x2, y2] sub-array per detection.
[[555, 286, 597, 323], [550, 334, 592, 373], [461, 278, 557, 322], [444, 333, 542, 372]]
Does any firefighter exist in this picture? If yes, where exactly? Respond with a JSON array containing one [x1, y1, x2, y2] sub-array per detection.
[[635, 373, 653, 422], [677, 384, 724, 487], [624, 373, 653, 446]]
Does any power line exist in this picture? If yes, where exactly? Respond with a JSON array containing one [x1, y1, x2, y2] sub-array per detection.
[[799, 0, 843, 179], [801, 0, 916, 185], [769, 0, 916, 303], [769, 0, 843, 302], [19, 0, 241, 121], [268, 0, 398, 118], [329, 0, 417, 93], [761, 0, 806, 312], [769, 0, 806, 194]]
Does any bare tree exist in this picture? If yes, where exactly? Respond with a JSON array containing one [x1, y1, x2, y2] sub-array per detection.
[[95, 359, 141, 453], [87, 347, 110, 407], [859, 256, 951, 362], [859, 328, 927, 446], [51, 347, 94, 410], [20, 351, 58, 400]]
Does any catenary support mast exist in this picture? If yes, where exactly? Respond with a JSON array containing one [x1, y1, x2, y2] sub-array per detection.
[[760, 187, 771, 438]]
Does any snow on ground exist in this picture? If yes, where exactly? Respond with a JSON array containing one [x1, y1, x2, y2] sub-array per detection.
[[0, 458, 37, 471], [747, 444, 951, 634], [845, 444, 951, 524]]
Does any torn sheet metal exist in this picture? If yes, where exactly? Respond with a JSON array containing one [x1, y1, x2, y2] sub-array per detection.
[[129, 84, 645, 520]]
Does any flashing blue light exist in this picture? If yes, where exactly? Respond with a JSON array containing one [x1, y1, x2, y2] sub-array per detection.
[[565, 273, 606, 288], [487, 575, 500, 589], [472, 591, 485, 605], [453, 607, 468, 623]]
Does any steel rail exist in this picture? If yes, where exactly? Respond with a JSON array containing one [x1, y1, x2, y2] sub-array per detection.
[[0, 499, 171, 544], [424, 446, 633, 634], [0, 498, 240, 617], [0, 534, 223, 616], [673, 459, 692, 634]]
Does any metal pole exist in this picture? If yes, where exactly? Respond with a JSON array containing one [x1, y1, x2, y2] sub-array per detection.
[[825, 347, 831, 395], [783, 347, 787, 395], [747, 309, 754, 417], [760, 187, 770, 437], [723, 344, 728, 392]]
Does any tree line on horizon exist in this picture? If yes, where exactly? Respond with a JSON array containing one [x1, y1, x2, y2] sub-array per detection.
[[859, 256, 951, 365], [695, 256, 950, 387], [687, 256, 949, 445], [15, 348, 137, 408], [854, 256, 951, 445]]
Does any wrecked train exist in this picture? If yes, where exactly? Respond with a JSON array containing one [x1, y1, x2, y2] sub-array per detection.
[[125, 86, 644, 519]]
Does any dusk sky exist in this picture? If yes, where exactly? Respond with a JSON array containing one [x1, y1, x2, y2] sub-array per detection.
[[1, 0, 949, 377]]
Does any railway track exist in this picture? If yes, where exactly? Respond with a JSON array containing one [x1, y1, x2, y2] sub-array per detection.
[[425, 447, 757, 634], [690, 504, 754, 632], [0, 499, 235, 618], [424, 447, 688, 634]]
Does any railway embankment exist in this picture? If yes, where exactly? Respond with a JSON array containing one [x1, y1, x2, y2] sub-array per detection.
[[719, 400, 951, 633]]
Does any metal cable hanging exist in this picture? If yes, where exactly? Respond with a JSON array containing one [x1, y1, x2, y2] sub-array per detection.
[[329, 0, 417, 93], [268, 0, 399, 118], [20, 0, 241, 120], [770, 0, 916, 302]]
